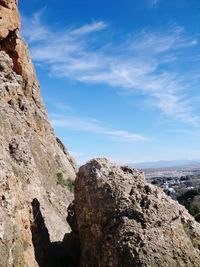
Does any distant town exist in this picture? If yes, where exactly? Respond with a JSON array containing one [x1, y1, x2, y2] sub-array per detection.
[[137, 162, 200, 196], [134, 162, 200, 222]]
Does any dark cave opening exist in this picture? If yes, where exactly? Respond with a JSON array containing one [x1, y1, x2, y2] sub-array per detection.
[[30, 198, 80, 267]]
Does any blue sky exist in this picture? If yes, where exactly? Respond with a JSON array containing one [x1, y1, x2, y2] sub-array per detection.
[[19, 0, 200, 165]]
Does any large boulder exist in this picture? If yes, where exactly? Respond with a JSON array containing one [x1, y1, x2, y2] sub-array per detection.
[[74, 158, 200, 267]]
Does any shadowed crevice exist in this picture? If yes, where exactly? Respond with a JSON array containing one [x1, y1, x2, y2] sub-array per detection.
[[0, 0, 9, 9], [0, 30, 22, 75], [31, 198, 80, 267], [31, 198, 53, 267]]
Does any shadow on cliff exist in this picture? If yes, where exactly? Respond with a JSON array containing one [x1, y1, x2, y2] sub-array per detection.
[[31, 198, 80, 267]]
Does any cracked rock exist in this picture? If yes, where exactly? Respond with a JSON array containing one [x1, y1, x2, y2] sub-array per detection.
[[74, 158, 200, 267]]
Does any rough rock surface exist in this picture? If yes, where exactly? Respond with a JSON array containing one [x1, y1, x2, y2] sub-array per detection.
[[74, 158, 200, 267], [0, 1, 76, 266]]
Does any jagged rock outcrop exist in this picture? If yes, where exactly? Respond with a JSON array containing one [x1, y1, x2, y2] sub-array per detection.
[[72, 158, 200, 267], [0, 1, 77, 266]]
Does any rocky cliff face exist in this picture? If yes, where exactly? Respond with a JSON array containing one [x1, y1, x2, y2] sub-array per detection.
[[71, 158, 200, 267], [2, 1, 200, 267], [0, 1, 77, 266]]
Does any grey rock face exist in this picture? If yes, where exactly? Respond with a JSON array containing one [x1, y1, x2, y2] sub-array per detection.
[[74, 158, 200, 267]]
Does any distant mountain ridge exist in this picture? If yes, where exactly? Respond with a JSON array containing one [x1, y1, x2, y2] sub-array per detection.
[[128, 159, 200, 169]]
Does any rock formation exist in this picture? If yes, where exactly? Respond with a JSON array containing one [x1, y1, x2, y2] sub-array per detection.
[[2, 1, 200, 267], [72, 158, 200, 267], [0, 0, 77, 266]]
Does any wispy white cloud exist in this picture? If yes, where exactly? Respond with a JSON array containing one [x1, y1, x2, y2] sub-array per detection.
[[71, 21, 107, 35], [21, 10, 50, 43], [68, 151, 85, 158], [53, 102, 72, 111], [50, 114, 149, 141], [21, 12, 200, 126], [128, 27, 197, 54], [147, 0, 160, 8]]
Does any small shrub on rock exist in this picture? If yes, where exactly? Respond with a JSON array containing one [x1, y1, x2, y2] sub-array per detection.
[[56, 172, 74, 192]]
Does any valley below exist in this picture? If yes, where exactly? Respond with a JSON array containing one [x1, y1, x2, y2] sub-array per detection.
[[137, 164, 200, 223]]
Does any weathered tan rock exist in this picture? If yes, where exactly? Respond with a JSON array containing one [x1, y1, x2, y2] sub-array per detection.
[[0, 0, 19, 40], [0, 1, 77, 266], [74, 158, 200, 267]]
